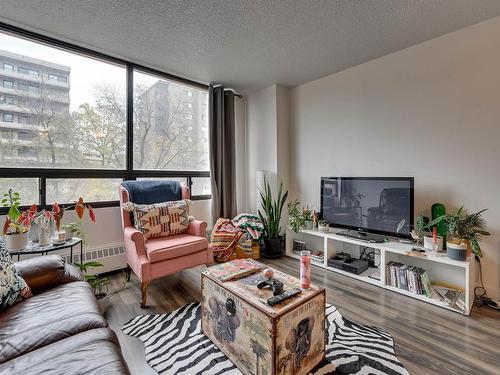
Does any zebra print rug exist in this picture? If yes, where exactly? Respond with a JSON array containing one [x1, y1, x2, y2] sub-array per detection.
[[122, 302, 409, 375]]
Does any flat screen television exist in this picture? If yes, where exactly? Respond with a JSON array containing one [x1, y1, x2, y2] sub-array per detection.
[[320, 177, 414, 239]]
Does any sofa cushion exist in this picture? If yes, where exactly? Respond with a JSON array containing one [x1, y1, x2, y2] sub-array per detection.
[[0, 281, 107, 363], [123, 199, 191, 239], [145, 234, 209, 263], [0, 236, 32, 312], [0, 328, 130, 375]]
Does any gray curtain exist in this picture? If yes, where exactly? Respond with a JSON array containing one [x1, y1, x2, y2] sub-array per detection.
[[209, 85, 237, 222]]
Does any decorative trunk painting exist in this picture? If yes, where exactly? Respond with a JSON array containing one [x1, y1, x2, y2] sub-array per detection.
[[202, 276, 273, 375], [201, 261, 325, 375], [276, 295, 325, 375]]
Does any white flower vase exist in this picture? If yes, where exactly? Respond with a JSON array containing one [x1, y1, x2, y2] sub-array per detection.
[[4, 232, 29, 251], [38, 225, 51, 246]]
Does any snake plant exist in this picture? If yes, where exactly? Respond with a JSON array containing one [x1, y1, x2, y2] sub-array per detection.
[[258, 179, 288, 239]]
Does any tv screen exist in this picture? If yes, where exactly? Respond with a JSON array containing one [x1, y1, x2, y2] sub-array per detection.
[[320, 177, 414, 238]]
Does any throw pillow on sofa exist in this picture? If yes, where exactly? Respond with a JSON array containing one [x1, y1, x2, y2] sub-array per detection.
[[0, 237, 32, 311], [123, 200, 191, 239]]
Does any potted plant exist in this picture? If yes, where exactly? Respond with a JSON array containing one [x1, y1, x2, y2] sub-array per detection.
[[302, 206, 314, 230], [258, 179, 288, 258], [61, 222, 85, 241], [288, 199, 305, 233], [1, 190, 37, 251], [317, 220, 329, 232], [74, 261, 109, 299], [427, 206, 490, 261]]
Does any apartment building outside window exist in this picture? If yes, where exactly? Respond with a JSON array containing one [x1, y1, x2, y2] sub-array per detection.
[[0, 25, 211, 210]]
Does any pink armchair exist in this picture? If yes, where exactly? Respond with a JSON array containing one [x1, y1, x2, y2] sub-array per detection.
[[119, 183, 213, 307]]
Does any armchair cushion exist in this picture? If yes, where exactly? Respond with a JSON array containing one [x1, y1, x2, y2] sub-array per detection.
[[145, 234, 209, 263], [124, 200, 191, 239]]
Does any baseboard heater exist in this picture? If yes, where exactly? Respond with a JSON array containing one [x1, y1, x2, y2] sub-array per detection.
[[59, 244, 127, 274]]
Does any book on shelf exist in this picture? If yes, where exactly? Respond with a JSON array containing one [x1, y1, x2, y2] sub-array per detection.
[[292, 249, 324, 264], [385, 261, 433, 298]]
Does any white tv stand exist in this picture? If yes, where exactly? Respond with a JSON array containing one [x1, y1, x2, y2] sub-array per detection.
[[285, 228, 474, 315]]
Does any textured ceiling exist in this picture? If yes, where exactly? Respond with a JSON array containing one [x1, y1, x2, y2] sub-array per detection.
[[1, 1, 500, 92]]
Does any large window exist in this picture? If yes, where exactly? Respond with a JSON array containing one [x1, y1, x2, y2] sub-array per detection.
[[0, 23, 210, 211], [133, 70, 209, 171]]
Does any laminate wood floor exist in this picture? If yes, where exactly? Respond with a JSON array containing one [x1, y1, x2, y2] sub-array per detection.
[[99, 257, 500, 375]]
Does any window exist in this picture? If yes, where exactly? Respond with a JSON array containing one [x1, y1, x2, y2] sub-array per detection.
[[46, 179, 123, 204], [48, 73, 68, 83], [18, 146, 37, 158], [5, 96, 16, 105], [133, 70, 209, 172], [191, 177, 211, 196], [28, 84, 39, 93], [18, 131, 36, 141], [0, 25, 210, 211], [17, 115, 33, 124], [3, 63, 13, 70], [0, 178, 39, 205], [2, 113, 13, 122]]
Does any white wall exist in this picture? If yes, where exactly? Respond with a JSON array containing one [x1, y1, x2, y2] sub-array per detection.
[[289, 17, 500, 298], [246, 85, 278, 213], [246, 84, 290, 214], [234, 96, 247, 213]]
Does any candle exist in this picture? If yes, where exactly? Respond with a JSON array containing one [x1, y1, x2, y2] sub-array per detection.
[[300, 250, 312, 290], [432, 226, 437, 244]]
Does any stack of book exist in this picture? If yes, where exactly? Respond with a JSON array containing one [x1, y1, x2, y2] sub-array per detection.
[[292, 249, 324, 265], [385, 261, 433, 297]]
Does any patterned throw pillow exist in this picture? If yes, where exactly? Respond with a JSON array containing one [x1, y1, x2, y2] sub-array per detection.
[[0, 237, 32, 311], [123, 200, 191, 239]]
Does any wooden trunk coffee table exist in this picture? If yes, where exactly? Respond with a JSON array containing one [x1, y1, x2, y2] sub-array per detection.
[[201, 260, 326, 375]]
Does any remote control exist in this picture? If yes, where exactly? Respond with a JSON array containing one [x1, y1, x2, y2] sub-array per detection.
[[267, 288, 302, 306]]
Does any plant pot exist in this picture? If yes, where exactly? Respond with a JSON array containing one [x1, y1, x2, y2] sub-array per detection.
[[65, 231, 74, 240], [447, 241, 468, 261], [423, 236, 443, 251], [318, 224, 330, 232], [3, 232, 29, 251], [261, 238, 283, 259], [304, 221, 313, 230]]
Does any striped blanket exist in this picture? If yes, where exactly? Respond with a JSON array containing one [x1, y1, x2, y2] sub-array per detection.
[[210, 218, 244, 262]]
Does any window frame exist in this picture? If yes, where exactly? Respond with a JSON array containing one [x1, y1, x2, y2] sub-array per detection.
[[0, 22, 211, 215]]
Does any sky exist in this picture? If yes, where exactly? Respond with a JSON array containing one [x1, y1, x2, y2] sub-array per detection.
[[0, 31, 126, 112]]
